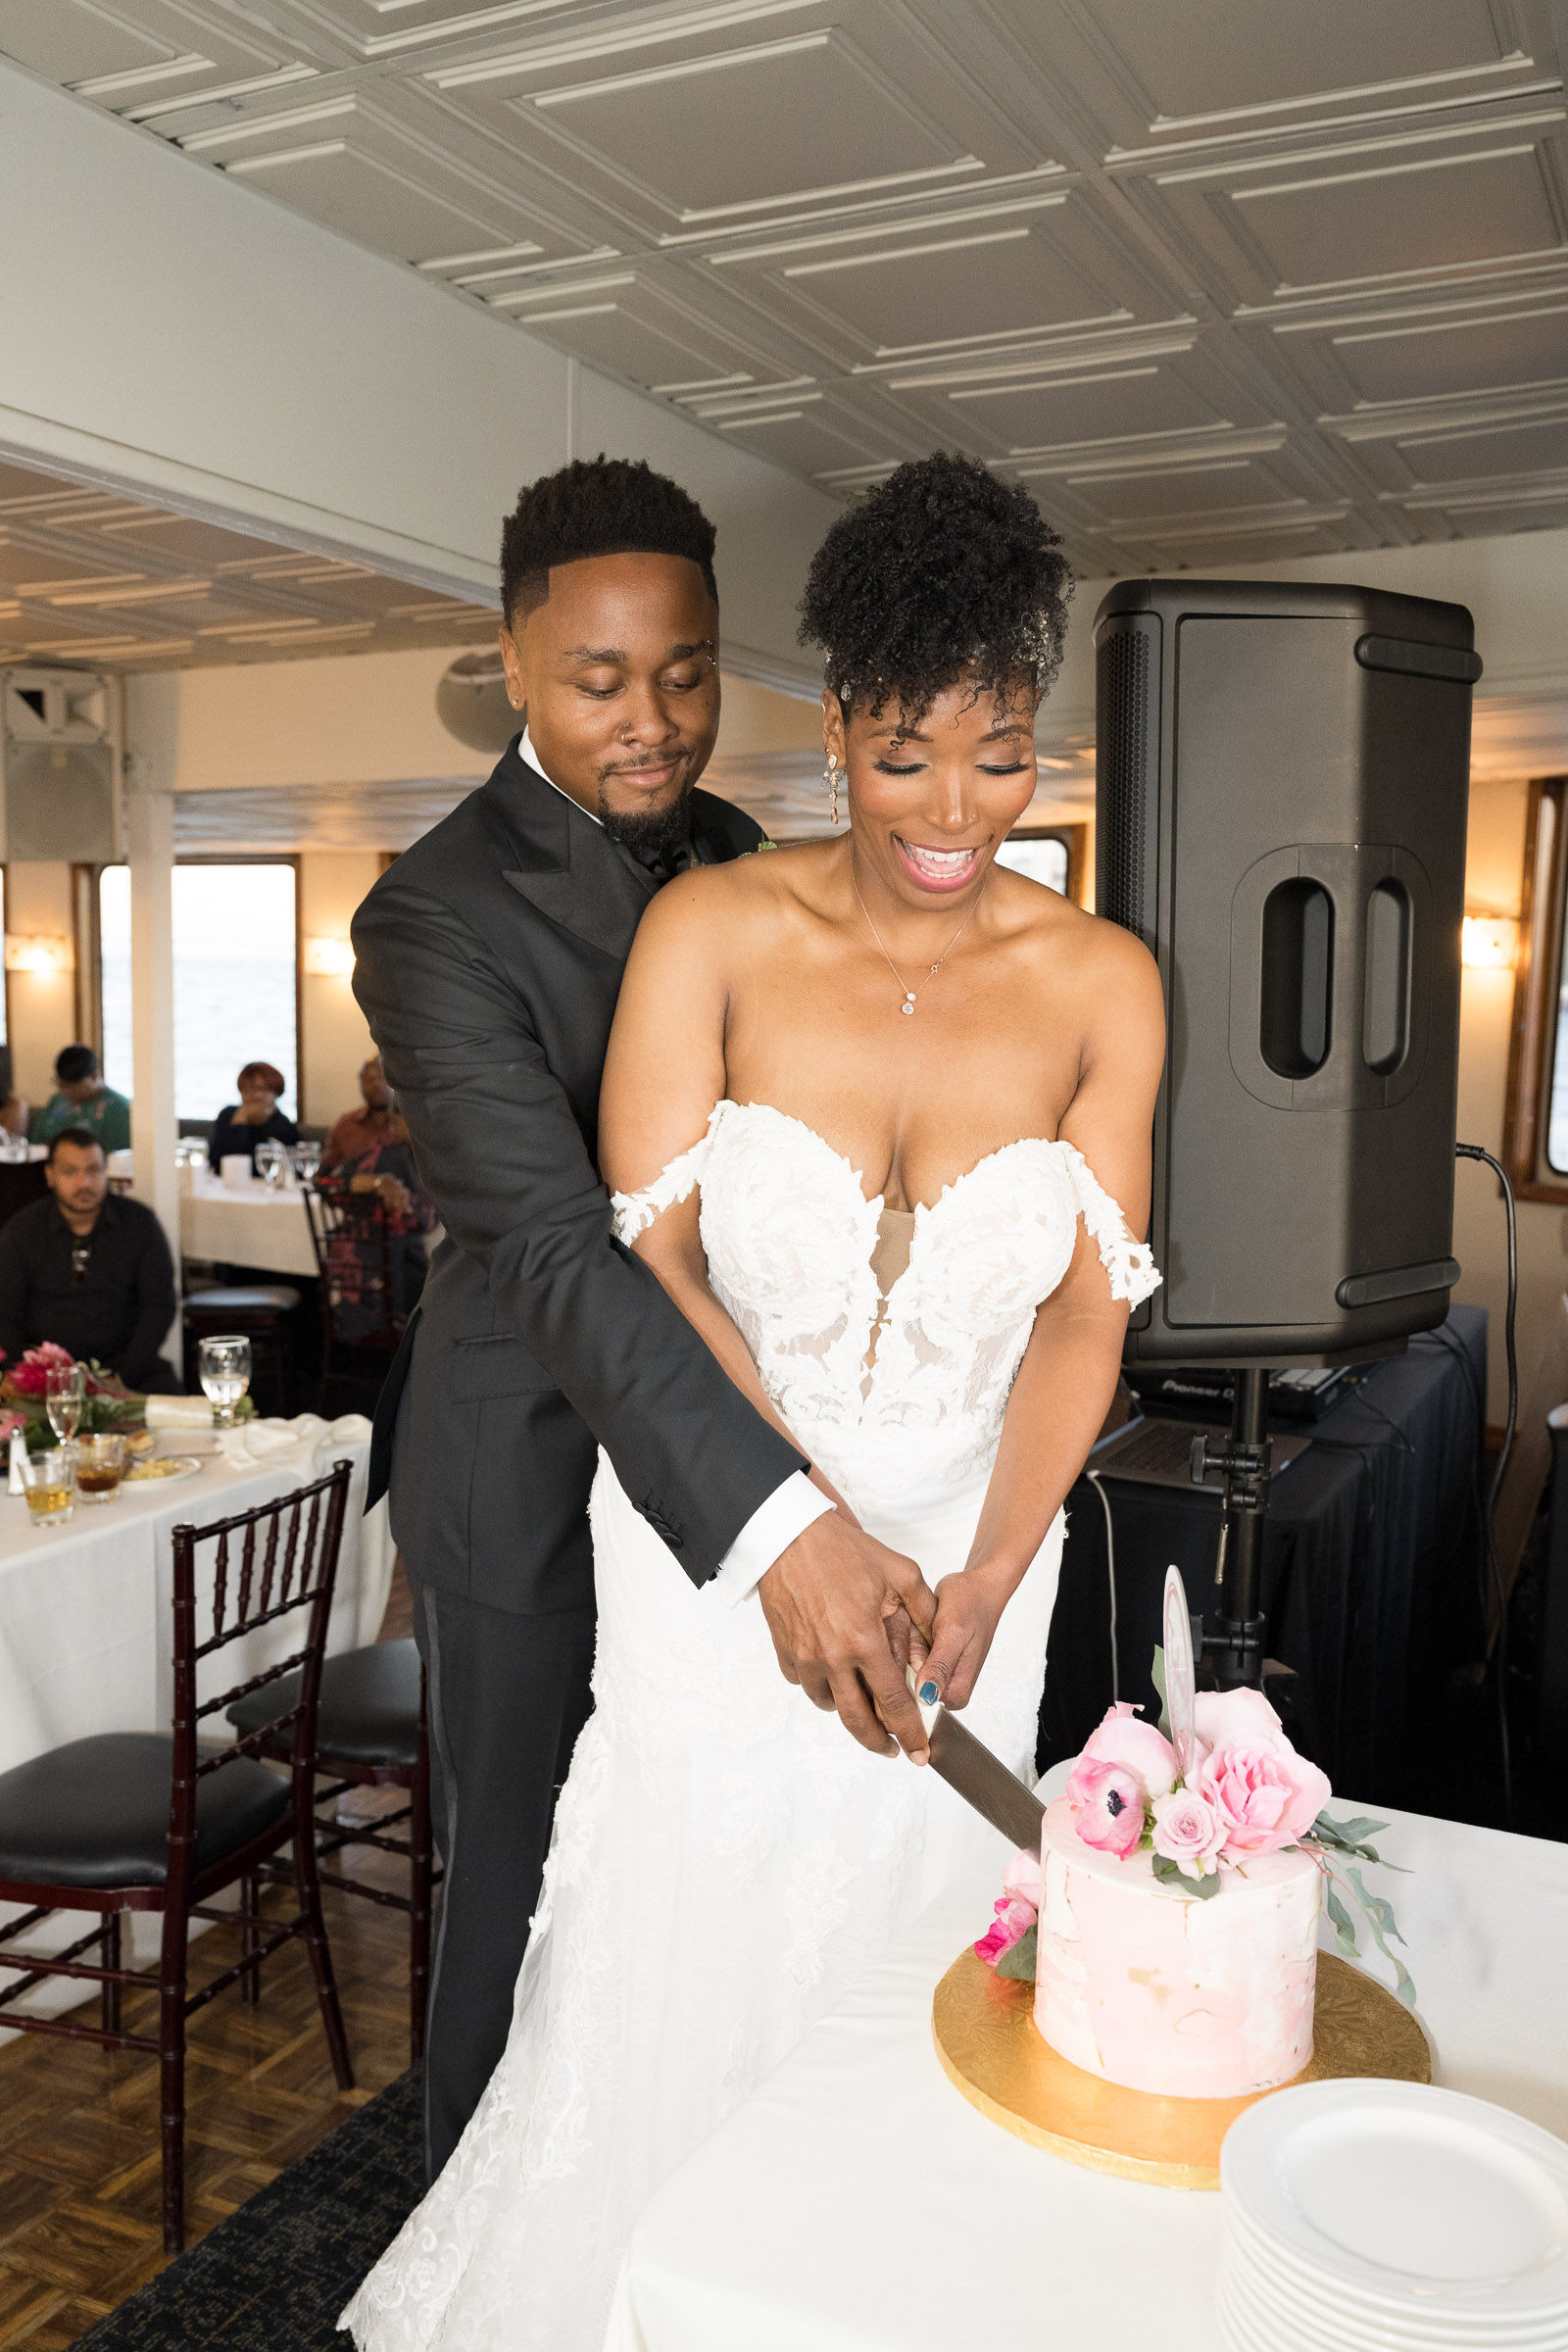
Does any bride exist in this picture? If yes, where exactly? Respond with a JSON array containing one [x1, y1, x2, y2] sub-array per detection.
[[342, 452, 1164, 2350]]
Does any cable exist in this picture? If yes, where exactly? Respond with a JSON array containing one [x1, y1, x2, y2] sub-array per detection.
[[1084, 1469, 1118, 1702], [1455, 1142, 1518, 1828]]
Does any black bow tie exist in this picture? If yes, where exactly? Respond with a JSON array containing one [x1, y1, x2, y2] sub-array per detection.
[[620, 831, 702, 886]]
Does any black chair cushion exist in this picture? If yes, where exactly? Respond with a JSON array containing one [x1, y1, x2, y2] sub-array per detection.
[[184, 1286, 301, 1316], [0, 1734, 290, 1890], [227, 1640, 419, 1773]]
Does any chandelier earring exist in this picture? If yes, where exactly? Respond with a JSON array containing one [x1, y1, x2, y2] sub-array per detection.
[[823, 753, 841, 829]]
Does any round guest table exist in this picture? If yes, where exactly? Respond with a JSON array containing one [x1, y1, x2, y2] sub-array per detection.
[[0, 1420, 392, 2035], [607, 1772, 1568, 2352], [178, 1170, 318, 1279]]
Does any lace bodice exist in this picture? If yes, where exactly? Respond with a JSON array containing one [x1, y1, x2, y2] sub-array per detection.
[[612, 1101, 1160, 1515]]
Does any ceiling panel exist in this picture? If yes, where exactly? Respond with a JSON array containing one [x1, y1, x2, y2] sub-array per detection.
[[1074, 0, 1520, 134], [0, 0, 285, 85], [1306, 300, 1568, 407], [0, 455, 497, 670], [7, 0, 1567, 578], [1230, 145, 1563, 293]]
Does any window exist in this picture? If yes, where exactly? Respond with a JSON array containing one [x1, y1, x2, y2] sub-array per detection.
[[98, 861, 299, 1122], [1502, 777, 1568, 1200], [993, 823, 1087, 903]]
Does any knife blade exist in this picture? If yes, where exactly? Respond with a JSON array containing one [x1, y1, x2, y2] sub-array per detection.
[[907, 1670, 1045, 1855]]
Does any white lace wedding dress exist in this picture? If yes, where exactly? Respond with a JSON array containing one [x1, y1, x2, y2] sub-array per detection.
[[341, 1101, 1159, 2352]]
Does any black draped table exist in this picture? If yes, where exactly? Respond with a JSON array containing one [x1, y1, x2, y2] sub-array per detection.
[[1039, 1305, 1488, 1805]]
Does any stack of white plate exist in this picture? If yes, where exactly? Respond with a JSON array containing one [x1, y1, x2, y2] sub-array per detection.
[[1219, 2080, 1568, 2350]]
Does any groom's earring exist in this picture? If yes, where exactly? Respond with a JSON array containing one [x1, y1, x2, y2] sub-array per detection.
[[824, 755, 841, 829]]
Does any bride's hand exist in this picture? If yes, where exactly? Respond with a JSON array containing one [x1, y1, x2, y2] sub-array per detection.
[[911, 1569, 1013, 1712]]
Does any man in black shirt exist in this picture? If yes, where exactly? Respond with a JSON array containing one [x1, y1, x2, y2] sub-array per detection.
[[0, 1129, 178, 1390]]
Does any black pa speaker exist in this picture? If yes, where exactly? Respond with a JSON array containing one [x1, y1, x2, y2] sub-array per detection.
[[1096, 578, 1478, 1368]]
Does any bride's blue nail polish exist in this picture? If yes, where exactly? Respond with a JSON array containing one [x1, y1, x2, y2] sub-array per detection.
[[918, 1681, 939, 1705]]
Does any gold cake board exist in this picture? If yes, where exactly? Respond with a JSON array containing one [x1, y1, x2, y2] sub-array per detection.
[[932, 1948, 1430, 2190]]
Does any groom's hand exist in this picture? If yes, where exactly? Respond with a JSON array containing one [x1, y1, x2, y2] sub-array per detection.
[[758, 1513, 938, 1762]]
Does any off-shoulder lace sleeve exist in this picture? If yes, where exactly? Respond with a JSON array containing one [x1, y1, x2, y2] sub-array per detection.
[[1057, 1141, 1162, 1306], [610, 1101, 730, 1244]]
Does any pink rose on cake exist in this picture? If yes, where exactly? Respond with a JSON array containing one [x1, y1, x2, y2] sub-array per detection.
[[1192, 1689, 1331, 1855], [1150, 1787, 1227, 1877]]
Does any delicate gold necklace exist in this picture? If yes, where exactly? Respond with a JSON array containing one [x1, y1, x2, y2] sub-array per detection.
[[851, 872, 984, 1016]]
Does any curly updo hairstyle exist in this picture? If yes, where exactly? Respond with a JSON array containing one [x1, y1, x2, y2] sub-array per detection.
[[798, 451, 1072, 724], [500, 456, 718, 627]]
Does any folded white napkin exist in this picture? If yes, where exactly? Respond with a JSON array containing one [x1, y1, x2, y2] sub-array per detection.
[[145, 1395, 215, 1430], [216, 1410, 372, 1472]]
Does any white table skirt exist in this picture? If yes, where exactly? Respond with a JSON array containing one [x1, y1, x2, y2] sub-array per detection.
[[609, 1776, 1568, 2352], [178, 1173, 318, 1279], [0, 1432, 393, 2034]]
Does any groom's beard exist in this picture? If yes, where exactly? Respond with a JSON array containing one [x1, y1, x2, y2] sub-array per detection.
[[599, 778, 696, 872]]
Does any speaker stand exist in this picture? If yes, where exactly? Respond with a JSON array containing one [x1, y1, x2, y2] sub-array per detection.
[[1190, 1369, 1273, 1690]]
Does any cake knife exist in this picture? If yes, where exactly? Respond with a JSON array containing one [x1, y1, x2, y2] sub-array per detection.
[[906, 1669, 1045, 1856]]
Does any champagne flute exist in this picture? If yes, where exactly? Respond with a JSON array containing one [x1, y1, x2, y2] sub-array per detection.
[[198, 1333, 251, 1429], [45, 1363, 85, 1446]]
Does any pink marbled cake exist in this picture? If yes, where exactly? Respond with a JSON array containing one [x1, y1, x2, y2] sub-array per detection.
[[1033, 1797, 1320, 2099]]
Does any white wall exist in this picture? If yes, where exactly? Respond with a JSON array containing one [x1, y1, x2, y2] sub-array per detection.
[[1049, 528, 1568, 779], [0, 57, 840, 685], [299, 853, 382, 1129], [3, 864, 76, 1108]]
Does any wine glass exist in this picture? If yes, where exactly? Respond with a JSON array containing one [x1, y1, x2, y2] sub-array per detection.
[[198, 1334, 251, 1429], [291, 1142, 321, 1187], [255, 1140, 285, 1191], [45, 1363, 85, 1446]]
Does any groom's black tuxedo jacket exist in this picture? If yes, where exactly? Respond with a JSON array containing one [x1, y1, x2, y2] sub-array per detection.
[[351, 739, 806, 1616]]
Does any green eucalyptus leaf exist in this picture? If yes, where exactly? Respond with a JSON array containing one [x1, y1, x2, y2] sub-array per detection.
[[994, 1925, 1037, 1982], [1152, 1852, 1223, 1900], [1345, 1866, 1417, 2008], [1323, 1878, 1360, 1963]]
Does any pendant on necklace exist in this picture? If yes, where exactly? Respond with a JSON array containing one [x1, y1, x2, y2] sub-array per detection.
[[901, 995, 916, 1016]]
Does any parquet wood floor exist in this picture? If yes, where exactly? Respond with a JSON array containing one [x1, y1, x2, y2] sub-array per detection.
[[0, 1567, 421, 2350]]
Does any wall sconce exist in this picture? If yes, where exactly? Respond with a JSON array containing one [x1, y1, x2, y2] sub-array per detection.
[[4, 934, 74, 974], [303, 936, 355, 978], [1461, 913, 1519, 970]]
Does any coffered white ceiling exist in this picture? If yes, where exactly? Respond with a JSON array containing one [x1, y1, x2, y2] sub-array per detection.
[[6, 0, 1568, 577], [0, 457, 497, 667]]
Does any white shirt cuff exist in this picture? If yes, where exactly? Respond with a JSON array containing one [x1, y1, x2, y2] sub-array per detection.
[[708, 1472, 835, 1607]]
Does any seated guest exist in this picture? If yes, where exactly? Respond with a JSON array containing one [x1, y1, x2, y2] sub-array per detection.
[[0, 1046, 28, 1140], [30, 1044, 130, 1152], [315, 1114, 433, 1341], [207, 1060, 300, 1173], [321, 1054, 396, 1170], [0, 1129, 178, 1392]]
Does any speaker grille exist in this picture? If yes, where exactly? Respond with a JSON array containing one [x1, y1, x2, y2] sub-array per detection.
[[1100, 627, 1150, 939]]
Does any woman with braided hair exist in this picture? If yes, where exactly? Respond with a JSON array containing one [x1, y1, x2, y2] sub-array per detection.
[[344, 453, 1164, 2351]]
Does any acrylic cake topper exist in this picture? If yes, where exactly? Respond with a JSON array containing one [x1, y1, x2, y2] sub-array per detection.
[[1161, 1563, 1197, 1784]]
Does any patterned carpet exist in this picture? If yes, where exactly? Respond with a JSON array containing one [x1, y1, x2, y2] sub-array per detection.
[[73, 2070, 423, 2351]]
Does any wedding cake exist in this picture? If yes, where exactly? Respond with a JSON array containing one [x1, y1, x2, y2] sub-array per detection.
[[976, 1665, 1349, 2101]]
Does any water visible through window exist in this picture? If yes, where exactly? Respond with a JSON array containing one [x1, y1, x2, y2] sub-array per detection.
[[98, 864, 298, 1122]]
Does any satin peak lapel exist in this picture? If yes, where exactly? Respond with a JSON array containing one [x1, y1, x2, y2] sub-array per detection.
[[500, 777, 656, 963]]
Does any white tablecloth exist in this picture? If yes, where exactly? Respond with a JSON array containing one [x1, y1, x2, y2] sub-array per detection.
[[610, 1774, 1568, 2352], [0, 1425, 393, 2033], [178, 1172, 318, 1278]]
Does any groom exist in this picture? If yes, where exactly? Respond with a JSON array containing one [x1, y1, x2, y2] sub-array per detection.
[[354, 457, 938, 2176]]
